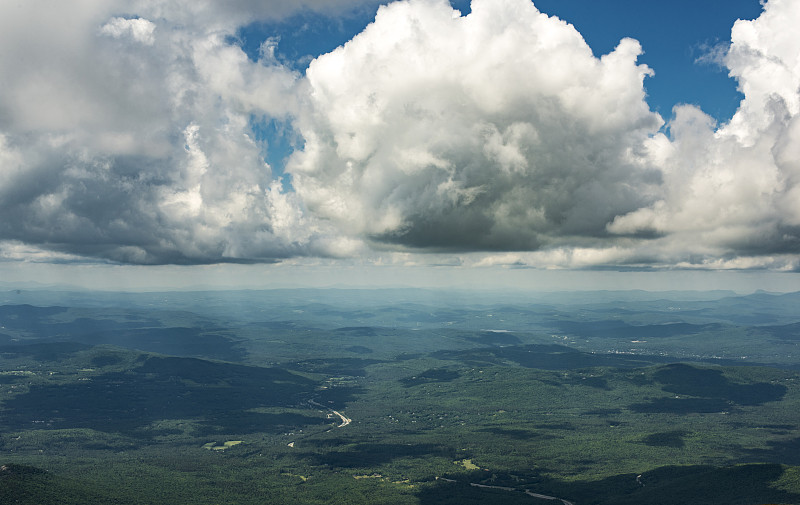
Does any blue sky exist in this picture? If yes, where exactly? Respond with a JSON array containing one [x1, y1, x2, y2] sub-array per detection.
[[0, 0, 799, 290], [530, 0, 764, 121]]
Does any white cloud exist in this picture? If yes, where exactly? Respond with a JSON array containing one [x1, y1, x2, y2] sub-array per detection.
[[725, 0, 800, 142], [0, 0, 369, 264], [607, 0, 800, 268], [290, 0, 663, 253], [0, 0, 798, 272], [100, 17, 156, 45]]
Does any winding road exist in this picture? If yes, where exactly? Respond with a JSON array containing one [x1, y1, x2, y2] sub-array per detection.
[[436, 478, 574, 505], [472, 483, 574, 505], [308, 400, 351, 428]]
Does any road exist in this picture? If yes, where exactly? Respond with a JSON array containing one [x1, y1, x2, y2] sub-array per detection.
[[523, 489, 575, 505], [330, 409, 351, 427], [308, 400, 351, 428], [462, 482, 575, 505]]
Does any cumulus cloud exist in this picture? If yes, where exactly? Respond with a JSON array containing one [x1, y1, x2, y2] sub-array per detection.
[[100, 17, 156, 45], [289, 0, 664, 253], [0, 0, 373, 264], [1, 0, 799, 271], [287, 0, 800, 270], [608, 0, 800, 269]]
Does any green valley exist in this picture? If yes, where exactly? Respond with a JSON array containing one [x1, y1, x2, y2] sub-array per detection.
[[1, 288, 799, 504]]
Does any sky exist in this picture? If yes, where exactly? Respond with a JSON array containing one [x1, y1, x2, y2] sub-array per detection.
[[1, 0, 799, 292]]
